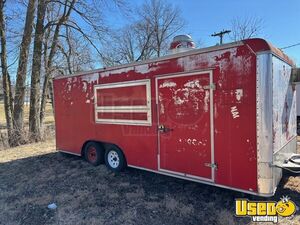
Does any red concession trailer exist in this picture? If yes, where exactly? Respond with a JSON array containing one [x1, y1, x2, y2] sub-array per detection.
[[53, 38, 299, 196]]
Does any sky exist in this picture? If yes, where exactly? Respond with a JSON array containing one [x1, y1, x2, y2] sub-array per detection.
[[3, 0, 300, 80], [113, 0, 300, 65]]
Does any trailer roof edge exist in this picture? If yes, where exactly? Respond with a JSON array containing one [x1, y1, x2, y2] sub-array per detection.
[[53, 41, 243, 80], [54, 38, 294, 80], [243, 38, 295, 66]]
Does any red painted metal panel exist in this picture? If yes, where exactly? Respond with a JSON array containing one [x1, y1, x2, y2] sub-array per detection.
[[53, 39, 265, 193], [97, 112, 148, 121], [158, 73, 212, 179], [96, 85, 147, 107], [212, 44, 258, 192]]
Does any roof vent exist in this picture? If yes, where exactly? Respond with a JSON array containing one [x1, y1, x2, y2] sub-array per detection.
[[169, 34, 196, 54]]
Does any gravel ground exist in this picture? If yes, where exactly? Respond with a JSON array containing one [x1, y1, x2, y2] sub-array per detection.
[[0, 139, 299, 225]]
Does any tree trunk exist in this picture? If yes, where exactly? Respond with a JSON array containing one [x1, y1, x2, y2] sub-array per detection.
[[13, 0, 36, 144], [40, 69, 50, 126], [40, 0, 76, 126], [40, 23, 61, 126], [29, 0, 46, 142], [0, 0, 14, 146], [49, 79, 54, 109], [7, 67, 13, 114]]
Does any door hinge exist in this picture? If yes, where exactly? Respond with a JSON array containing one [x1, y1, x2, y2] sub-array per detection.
[[204, 163, 218, 169], [203, 83, 216, 90]]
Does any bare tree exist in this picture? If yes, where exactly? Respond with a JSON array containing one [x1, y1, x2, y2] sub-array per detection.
[[13, 0, 36, 144], [1, 0, 128, 145], [29, 0, 126, 141], [101, 22, 155, 66], [56, 27, 95, 74], [40, 0, 76, 127], [29, 0, 47, 142], [139, 0, 185, 57], [101, 0, 185, 66], [230, 16, 263, 41], [0, 0, 14, 145]]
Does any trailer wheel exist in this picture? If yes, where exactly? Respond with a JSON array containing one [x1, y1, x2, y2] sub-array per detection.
[[84, 142, 104, 166], [105, 146, 126, 172]]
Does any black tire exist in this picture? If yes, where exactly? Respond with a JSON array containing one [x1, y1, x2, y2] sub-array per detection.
[[104, 146, 127, 172], [84, 142, 104, 166]]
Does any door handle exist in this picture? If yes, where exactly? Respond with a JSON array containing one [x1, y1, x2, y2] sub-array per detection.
[[158, 125, 173, 133]]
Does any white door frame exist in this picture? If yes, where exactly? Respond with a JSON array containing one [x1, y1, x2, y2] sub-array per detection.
[[155, 70, 215, 183]]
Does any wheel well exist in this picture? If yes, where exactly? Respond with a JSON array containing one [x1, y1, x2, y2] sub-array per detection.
[[81, 140, 105, 156], [81, 141, 127, 164]]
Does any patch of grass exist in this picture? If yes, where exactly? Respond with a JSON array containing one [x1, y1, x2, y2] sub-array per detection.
[[0, 102, 54, 127], [0, 140, 299, 225], [0, 138, 55, 163], [0, 102, 6, 126]]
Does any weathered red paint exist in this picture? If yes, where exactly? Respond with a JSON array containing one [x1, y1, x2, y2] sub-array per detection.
[[158, 73, 211, 179], [53, 38, 294, 194], [96, 85, 147, 106], [244, 38, 295, 66]]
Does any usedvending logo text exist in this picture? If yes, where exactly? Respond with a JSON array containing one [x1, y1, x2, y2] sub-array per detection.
[[235, 196, 296, 223]]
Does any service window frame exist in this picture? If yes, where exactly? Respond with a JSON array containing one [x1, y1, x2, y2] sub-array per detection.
[[94, 79, 152, 126]]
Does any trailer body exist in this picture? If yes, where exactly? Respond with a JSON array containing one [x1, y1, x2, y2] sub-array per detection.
[[53, 39, 297, 196]]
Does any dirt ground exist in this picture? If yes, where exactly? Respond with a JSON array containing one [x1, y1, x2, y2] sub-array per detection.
[[0, 139, 299, 225]]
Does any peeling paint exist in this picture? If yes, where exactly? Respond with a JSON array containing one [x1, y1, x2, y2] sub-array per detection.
[[177, 54, 214, 71], [173, 94, 185, 105], [214, 104, 218, 118], [176, 112, 184, 116], [180, 138, 207, 146], [100, 67, 134, 78], [82, 82, 87, 92], [231, 106, 240, 119], [188, 124, 199, 130], [189, 138, 200, 145], [184, 80, 201, 89], [81, 73, 99, 83], [67, 84, 72, 92], [235, 89, 243, 101], [158, 95, 165, 114], [65, 78, 73, 93], [135, 64, 149, 74], [159, 78, 210, 116], [177, 48, 252, 76], [160, 81, 177, 88], [135, 61, 164, 74], [204, 90, 209, 112]]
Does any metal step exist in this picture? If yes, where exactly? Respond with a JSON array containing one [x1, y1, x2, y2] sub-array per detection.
[[274, 153, 300, 173]]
